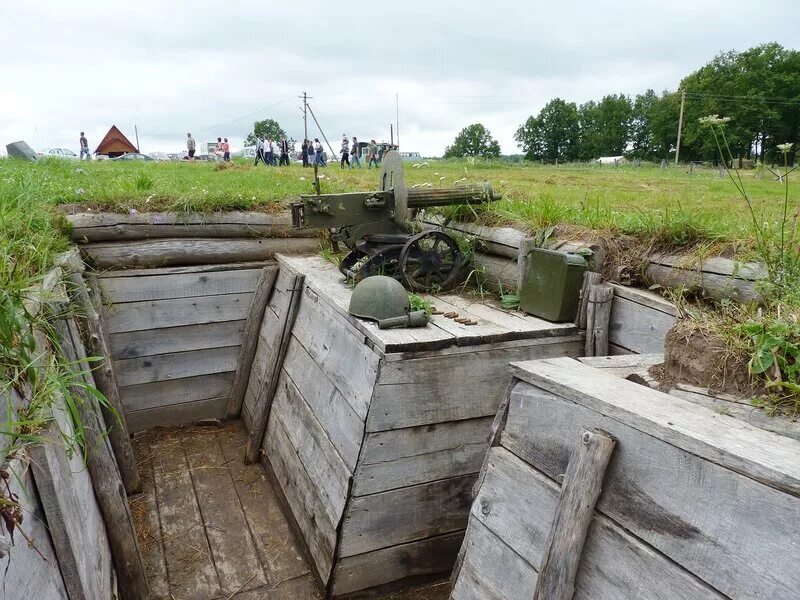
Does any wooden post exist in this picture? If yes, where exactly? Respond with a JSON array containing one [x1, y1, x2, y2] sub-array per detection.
[[584, 284, 614, 357], [227, 266, 279, 418], [517, 237, 537, 292], [245, 274, 305, 464], [65, 268, 141, 494], [533, 428, 617, 600], [575, 271, 602, 329], [50, 314, 150, 600]]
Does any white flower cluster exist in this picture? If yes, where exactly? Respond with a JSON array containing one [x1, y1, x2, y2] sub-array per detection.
[[698, 115, 732, 125]]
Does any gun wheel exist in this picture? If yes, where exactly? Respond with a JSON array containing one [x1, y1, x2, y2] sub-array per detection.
[[340, 248, 402, 283], [399, 231, 461, 292]]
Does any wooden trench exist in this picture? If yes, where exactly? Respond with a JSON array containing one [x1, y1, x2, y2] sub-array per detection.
[[7, 210, 797, 600]]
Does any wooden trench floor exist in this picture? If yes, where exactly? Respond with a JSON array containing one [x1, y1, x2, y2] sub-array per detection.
[[131, 421, 450, 600]]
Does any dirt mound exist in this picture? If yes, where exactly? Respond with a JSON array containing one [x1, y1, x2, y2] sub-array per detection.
[[660, 320, 754, 397]]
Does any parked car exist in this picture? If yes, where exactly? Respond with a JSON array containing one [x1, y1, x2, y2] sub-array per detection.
[[111, 152, 154, 161], [39, 147, 79, 160], [148, 152, 171, 162]]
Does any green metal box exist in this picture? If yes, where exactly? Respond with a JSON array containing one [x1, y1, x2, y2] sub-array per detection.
[[519, 248, 587, 322]]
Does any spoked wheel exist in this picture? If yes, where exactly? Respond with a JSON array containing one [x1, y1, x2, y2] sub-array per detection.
[[399, 231, 462, 291], [340, 247, 402, 283]]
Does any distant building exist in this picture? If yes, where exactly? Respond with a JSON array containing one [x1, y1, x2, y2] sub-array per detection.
[[596, 155, 628, 166], [95, 125, 138, 158]]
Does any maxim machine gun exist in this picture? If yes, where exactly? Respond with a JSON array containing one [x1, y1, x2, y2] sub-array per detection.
[[291, 151, 501, 292]]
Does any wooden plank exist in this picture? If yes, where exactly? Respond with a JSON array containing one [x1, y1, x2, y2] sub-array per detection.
[[467, 446, 725, 600], [151, 434, 221, 599], [280, 336, 364, 469], [608, 295, 675, 354], [330, 531, 464, 597], [609, 283, 677, 316], [353, 417, 492, 496], [577, 353, 664, 371], [451, 518, 536, 600], [182, 431, 268, 595], [98, 261, 270, 278], [510, 357, 800, 495], [82, 237, 319, 269], [66, 210, 295, 228], [109, 319, 246, 359], [219, 575, 322, 600], [533, 428, 616, 600], [368, 339, 583, 431], [216, 425, 311, 586], [126, 396, 228, 433], [265, 416, 337, 583], [119, 372, 235, 412], [338, 474, 475, 557], [228, 267, 279, 417], [98, 268, 262, 302], [502, 379, 800, 599], [104, 292, 253, 333], [114, 345, 239, 387], [270, 372, 351, 526]]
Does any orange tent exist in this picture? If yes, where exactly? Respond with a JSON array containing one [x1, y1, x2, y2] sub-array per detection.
[[95, 125, 137, 157]]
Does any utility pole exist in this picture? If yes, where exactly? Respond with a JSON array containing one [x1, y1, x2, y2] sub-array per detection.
[[134, 125, 140, 152], [396, 92, 400, 150], [299, 91, 312, 142], [675, 89, 686, 165]]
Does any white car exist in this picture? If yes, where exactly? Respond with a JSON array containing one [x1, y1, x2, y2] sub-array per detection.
[[40, 147, 80, 160]]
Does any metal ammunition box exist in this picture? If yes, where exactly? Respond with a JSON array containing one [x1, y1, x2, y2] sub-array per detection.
[[519, 248, 587, 322]]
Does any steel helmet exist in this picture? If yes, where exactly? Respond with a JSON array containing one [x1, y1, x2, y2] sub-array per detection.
[[348, 276, 410, 321]]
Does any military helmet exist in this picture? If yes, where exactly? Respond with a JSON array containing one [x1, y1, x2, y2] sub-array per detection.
[[348, 276, 410, 321]]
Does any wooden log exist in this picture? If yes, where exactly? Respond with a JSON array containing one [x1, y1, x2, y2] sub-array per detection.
[[473, 251, 519, 294], [52, 316, 149, 600], [245, 273, 305, 464], [81, 237, 319, 269], [517, 237, 537, 292], [532, 428, 616, 600], [584, 284, 613, 357], [65, 270, 141, 495], [227, 266, 278, 417], [575, 272, 602, 329], [645, 254, 763, 303]]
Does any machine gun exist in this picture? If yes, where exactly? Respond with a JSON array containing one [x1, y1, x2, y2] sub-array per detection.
[[291, 151, 501, 291]]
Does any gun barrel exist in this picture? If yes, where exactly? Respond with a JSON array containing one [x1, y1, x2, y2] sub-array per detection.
[[406, 182, 501, 208]]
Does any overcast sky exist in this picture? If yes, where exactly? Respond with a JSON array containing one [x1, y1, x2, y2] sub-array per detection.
[[2, 1, 799, 157]]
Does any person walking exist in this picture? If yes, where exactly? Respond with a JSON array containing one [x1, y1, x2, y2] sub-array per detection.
[[368, 139, 379, 168], [313, 138, 325, 166], [350, 136, 362, 169], [301, 139, 309, 167], [254, 136, 265, 166], [222, 138, 231, 162], [340, 135, 350, 169], [79, 132, 90, 160], [186, 132, 196, 161], [214, 137, 224, 160], [306, 139, 314, 167], [266, 138, 276, 165], [279, 137, 290, 166]]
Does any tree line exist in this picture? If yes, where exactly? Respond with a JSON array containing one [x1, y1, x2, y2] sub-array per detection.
[[447, 44, 800, 164]]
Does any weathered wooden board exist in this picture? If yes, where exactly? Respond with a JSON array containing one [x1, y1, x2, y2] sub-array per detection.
[[126, 396, 227, 433], [331, 531, 464, 597], [338, 474, 474, 557], [646, 254, 762, 303], [182, 432, 268, 595], [368, 339, 583, 431], [510, 357, 800, 495], [264, 415, 337, 583], [114, 345, 239, 386], [353, 417, 492, 496], [98, 268, 262, 302], [270, 372, 351, 527], [83, 237, 319, 269], [502, 377, 800, 599], [608, 291, 676, 354], [108, 319, 246, 359], [104, 292, 253, 333], [459, 446, 725, 600], [98, 261, 269, 278], [29, 407, 113, 600], [151, 435, 221, 599], [215, 426, 311, 586], [119, 371, 235, 411]]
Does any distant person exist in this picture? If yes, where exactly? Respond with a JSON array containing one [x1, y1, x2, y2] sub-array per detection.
[[368, 139, 379, 168], [340, 135, 350, 168], [215, 137, 224, 160], [306, 140, 314, 166], [301, 139, 309, 167], [350, 136, 362, 169], [79, 132, 90, 160], [314, 138, 325, 166], [279, 137, 290, 166], [222, 138, 231, 161], [186, 132, 197, 161], [265, 138, 275, 165], [254, 136, 265, 166]]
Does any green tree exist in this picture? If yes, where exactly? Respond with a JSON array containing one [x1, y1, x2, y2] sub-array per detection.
[[631, 90, 679, 160], [577, 94, 633, 160], [514, 98, 580, 161], [444, 123, 501, 158], [245, 118, 287, 146]]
